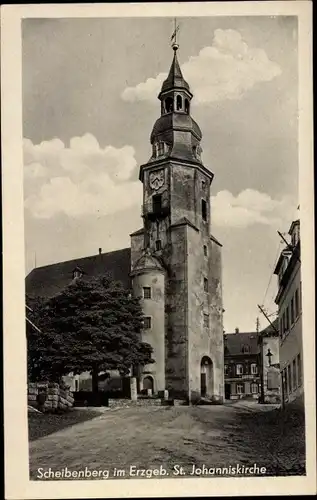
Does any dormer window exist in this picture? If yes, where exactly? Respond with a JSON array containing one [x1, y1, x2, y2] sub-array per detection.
[[153, 141, 168, 158], [242, 345, 250, 354], [193, 145, 202, 160], [157, 142, 165, 156]]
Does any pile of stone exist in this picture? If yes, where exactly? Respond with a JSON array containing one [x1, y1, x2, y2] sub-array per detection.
[[28, 382, 74, 412]]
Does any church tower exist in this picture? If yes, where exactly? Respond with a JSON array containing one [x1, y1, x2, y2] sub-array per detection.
[[131, 41, 224, 403]]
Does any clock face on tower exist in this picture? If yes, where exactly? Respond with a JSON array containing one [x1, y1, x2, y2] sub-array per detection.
[[149, 169, 165, 191]]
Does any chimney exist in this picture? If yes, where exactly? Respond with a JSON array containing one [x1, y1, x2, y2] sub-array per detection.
[[235, 327, 239, 334], [98, 247, 102, 255]]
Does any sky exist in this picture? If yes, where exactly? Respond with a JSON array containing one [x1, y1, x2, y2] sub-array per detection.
[[22, 16, 299, 333]]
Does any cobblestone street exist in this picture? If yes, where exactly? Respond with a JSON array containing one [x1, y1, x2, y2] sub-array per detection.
[[29, 402, 305, 480]]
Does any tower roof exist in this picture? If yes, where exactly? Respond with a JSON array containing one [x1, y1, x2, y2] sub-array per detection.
[[160, 48, 191, 95]]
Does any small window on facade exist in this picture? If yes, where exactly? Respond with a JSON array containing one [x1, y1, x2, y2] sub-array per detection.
[[297, 353, 302, 386], [287, 364, 292, 393], [250, 363, 258, 374], [203, 313, 209, 328], [292, 358, 297, 390], [143, 317, 152, 329], [176, 95, 182, 110], [185, 98, 190, 114], [156, 239, 162, 251], [236, 364, 243, 375], [75, 379, 79, 392], [236, 383, 244, 394], [290, 297, 295, 325], [251, 383, 258, 394], [283, 368, 288, 395], [295, 289, 300, 318], [152, 194, 162, 214], [143, 287, 151, 299], [283, 310, 287, 334], [285, 306, 290, 332], [279, 316, 284, 339], [224, 365, 228, 375], [202, 199, 207, 221], [202, 180, 206, 189], [203, 245, 207, 257], [203, 277, 208, 292]]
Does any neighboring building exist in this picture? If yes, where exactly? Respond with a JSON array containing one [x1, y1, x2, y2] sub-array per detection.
[[273, 219, 303, 408], [224, 329, 261, 400], [26, 43, 224, 403]]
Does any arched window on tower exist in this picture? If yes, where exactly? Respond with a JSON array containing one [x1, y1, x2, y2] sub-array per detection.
[[176, 95, 182, 111], [185, 98, 190, 114], [165, 97, 173, 113]]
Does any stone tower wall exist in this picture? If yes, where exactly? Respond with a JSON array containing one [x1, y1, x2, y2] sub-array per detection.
[[164, 225, 189, 398], [187, 228, 224, 402], [132, 270, 166, 393]]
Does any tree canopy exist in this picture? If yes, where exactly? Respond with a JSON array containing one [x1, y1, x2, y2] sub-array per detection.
[[27, 275, 154, 389]]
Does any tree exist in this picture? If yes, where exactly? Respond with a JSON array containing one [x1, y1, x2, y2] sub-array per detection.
[[26, 276, 154, 393]]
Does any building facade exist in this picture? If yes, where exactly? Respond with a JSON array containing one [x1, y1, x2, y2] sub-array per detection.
[[26, 45, 225, 403], [273, 219, 303, 408], [224, 324, 281, 402], [224, 330, 261, 400]]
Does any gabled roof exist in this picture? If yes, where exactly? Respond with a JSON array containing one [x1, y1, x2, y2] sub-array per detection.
[[224, 331, 260, 356], [26, 248, 131, 299]]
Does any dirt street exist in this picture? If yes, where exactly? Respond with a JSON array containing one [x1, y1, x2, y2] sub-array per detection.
[[29, 402, 305, 480]]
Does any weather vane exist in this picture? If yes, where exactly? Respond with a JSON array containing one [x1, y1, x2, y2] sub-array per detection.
[[170, 18, 180, 50]]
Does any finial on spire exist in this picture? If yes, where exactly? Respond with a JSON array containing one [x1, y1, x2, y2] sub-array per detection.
[[170, 17, 180, 51]]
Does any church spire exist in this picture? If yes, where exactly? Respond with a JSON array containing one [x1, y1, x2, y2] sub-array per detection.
[[159, 21, 191, 97], [160, 49, 190, 96]]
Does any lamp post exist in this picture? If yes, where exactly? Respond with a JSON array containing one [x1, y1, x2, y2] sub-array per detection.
[[266, 348, 273, 366]]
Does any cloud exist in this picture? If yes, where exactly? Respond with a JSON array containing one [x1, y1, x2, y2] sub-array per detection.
[[24, 134, 142, 219], [211, 189, 293, 228], [122, 29, 281, 104]]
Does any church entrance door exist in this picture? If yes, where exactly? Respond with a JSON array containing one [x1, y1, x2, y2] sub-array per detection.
[[143, 376, 154, 393]]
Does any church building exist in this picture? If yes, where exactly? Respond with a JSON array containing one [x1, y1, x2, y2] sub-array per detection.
[[26, 43, 225, 403]]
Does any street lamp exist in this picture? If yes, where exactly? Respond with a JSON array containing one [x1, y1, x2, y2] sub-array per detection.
[[266, 348, 273, 366]]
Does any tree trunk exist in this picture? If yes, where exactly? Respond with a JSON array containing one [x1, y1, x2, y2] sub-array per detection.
[[91, 367, 100, 406]]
